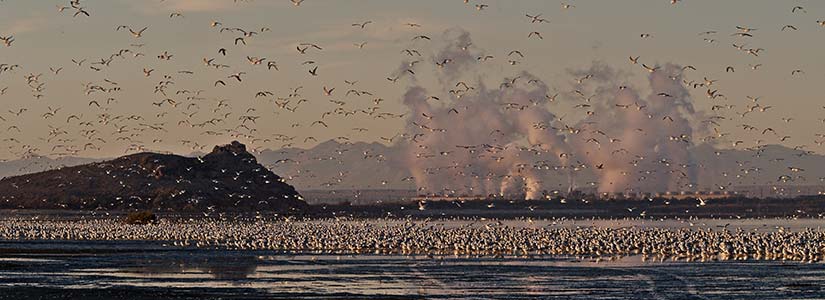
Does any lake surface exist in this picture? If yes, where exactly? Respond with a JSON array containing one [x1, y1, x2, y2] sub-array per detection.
[[1, 239, 824, 299]]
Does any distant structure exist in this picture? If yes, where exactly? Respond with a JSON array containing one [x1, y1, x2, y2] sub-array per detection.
[[732, 185, 825, 199]]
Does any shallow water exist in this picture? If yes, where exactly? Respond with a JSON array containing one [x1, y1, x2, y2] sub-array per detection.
[[1, 240, 824, 299]]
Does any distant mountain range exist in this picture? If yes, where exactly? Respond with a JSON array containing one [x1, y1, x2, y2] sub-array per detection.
[[0, 141, 306, 211], [1, 141, 823, 199]]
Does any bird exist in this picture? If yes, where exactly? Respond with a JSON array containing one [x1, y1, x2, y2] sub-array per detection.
[[0, 36, 14, 47], [642, 64, 659, 73], [128, 26, 148, 38], [228, 72, 245, 82], [73, 8, 90, 17], [352, 21, 372, 29], [736, 26, 757, 32], [526, 14, 548, 23]]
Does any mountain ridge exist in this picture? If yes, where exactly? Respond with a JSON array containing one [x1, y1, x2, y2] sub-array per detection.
[[0, 141, 306, 212]]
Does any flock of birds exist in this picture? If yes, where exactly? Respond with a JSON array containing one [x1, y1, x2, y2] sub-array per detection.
[[2, 217, 825, 263], [0, 0, 823, 200], [1, 0, 825, 269]]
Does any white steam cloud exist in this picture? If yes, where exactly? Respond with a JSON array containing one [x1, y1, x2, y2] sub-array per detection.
[[394, 30, 706, 199]]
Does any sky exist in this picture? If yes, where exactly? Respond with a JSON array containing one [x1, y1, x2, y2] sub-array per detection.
[[0, 0, 824, 162]]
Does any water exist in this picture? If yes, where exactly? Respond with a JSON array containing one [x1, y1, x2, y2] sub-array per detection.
[[1, 240, 824, 299]]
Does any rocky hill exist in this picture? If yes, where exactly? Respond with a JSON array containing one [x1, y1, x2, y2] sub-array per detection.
[[0, 141, 307, 212]]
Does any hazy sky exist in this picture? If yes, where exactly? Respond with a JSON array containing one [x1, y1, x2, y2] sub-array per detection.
[[0, 0, 823, 160]]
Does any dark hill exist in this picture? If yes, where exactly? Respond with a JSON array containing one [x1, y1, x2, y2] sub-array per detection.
[[0, 141, 307, 212]]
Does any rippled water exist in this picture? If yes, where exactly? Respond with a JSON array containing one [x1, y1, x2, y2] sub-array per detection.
[[1, 240, 824, 299]]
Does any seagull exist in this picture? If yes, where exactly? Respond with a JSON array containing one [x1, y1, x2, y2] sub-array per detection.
[[0, 36, 13, 47], [73, 8, 90, 17], [352, 21, 372, 29], [735, 26, 757, 32], [228, 72, 245, 82], [128, 26, 148, 38], [642, 64, 659, 73], [246, 56, 266, 65], [526, 14, 548, 23]]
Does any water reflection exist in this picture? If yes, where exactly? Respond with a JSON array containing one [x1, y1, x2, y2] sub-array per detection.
[[128, 254, 258, 280], [3, 248, 821, 299]]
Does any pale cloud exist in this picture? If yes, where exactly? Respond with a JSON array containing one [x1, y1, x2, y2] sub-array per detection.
[[131, 0, 266, 14], [255, 15, 456, 55], [1, 16, 48, 35], [164, 0, 238, 12]]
